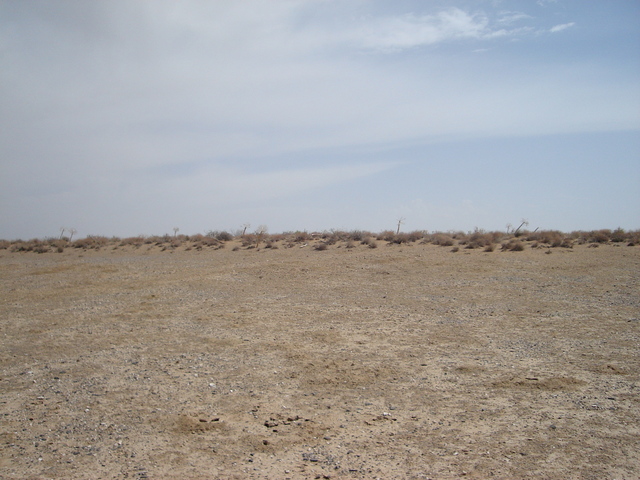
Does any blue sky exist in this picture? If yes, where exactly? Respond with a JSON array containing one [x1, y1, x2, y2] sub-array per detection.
[[1, 0, 639, 239]]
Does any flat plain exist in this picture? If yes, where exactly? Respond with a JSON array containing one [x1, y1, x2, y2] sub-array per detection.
[[1, 240, 639, 479]]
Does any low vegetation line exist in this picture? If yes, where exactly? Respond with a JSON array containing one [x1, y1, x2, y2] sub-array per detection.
[[1, 228, 638, 254]]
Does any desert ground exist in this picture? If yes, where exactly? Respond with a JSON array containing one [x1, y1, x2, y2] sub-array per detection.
[[1, 238, 638, 479]]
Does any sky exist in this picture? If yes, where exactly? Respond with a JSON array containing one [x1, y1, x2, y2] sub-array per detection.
[[1, 0, 639, 239]]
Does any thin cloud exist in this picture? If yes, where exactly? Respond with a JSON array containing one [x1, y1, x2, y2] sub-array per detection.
[[550, 22, 575, 33], [347, 8, 547, 52], [353, 9, 495, 51], [497, 11, 532, 25]]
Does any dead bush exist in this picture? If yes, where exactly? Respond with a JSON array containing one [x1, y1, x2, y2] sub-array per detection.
[[610, 228, 626, 243], [73, 235, 110, 250], [120, 236, 145, 247], [589, 230, 611, 243], [464, 231, 496, 249], [407, 230, 425, 242], [293, 231, 311, 243], [502, 240, 525, 251], [348, 230, 367, 242], [390, 233, 410, 244], [431, 234, 455, 247], [377, 230, 396, 242]]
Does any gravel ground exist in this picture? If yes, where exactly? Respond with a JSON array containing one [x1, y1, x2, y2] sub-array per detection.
[[1, 241, 639, 479]]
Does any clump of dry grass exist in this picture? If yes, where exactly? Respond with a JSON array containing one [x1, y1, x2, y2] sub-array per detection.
[[206, 230, 233, 242], [459, 230, 501, 250], [429, 233, 455, 247], [120, 236, 145, 248], [72, 235, 110, 250], [264, 240, 278, 249], [376, 230, 396, 242], [501, 240, 525, 252]]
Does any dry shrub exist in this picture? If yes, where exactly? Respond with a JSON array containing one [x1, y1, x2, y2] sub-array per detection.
[[241, 234, 256, 247], [368, 240, 378, 249], [269, 233, 287, 243], [451, 246, 459, 252], [610, 228, 626, 243], [390, 233, 410, 244], [293, 231, 311, 243], [73, 235, 110, 250], [198, 236, 220, 247], [120, 236, 145, 247], [589, 230, 611, 243], [502, 240, 525, 251], [463, 231, 495, 249], [431, 234, 455, 247], [204, 230, 233, 242], [407, 231, 425, 242], [527, 230, 573, 248], [314, 243, 328, 251], [9, 239, 50, 253], [484, 244, 496, 252], [348, 230, 367, 242], [217, 231, 234, 242], [628, 230, 640, 245], [377, 230, 396, 242], [560, 238, 574, 248]]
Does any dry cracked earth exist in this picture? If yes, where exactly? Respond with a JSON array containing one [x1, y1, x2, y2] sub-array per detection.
[[1, 241, 639, 479]]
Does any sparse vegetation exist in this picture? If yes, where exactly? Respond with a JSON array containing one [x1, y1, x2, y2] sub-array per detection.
[[1, 228, 637, 254]]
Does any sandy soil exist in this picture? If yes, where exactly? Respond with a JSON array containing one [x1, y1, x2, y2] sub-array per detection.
[[1, 240, 638, 479]]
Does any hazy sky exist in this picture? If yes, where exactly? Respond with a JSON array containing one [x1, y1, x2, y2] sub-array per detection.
[[1, 0, 639, 239]]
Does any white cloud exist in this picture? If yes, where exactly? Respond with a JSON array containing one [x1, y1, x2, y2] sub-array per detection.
[[497, 11, 532, 25], [550, 22, 575, 33], [347, 8, 526, 52]]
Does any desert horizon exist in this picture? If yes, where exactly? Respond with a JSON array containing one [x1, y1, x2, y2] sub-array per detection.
[[2, 226, 639, 255]]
